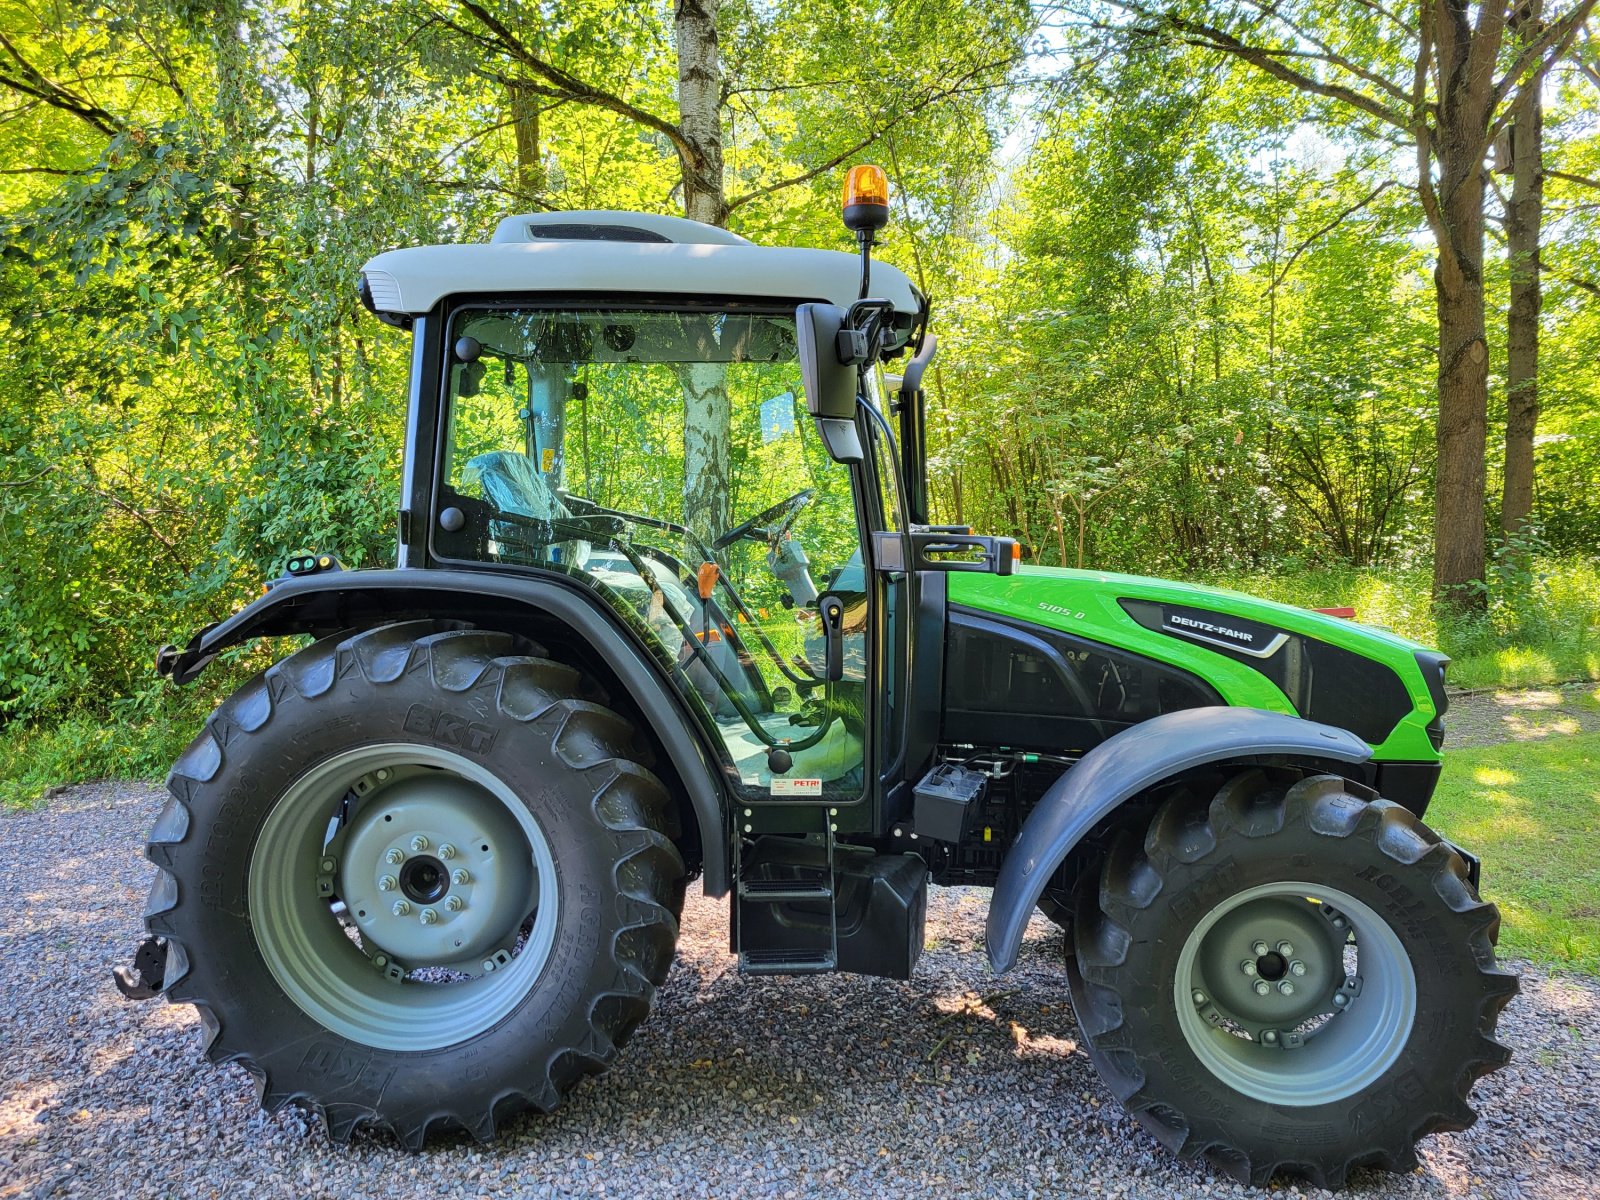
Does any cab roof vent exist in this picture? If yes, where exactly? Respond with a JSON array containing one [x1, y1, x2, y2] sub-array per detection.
[[526, 223, 670, 243], [490, 210, 752, 247]]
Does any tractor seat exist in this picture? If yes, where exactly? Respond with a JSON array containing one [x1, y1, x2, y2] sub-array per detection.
[[463, 451, 592, 569]]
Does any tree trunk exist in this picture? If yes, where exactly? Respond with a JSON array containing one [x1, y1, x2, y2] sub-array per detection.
[[1430, 140, 1491, 609], [671, 0, 733, 548], [674, 0, 726, 227], [679, 361, 731, 553], [508, 81, 543, 205], [1502, 0, 1544, 542]]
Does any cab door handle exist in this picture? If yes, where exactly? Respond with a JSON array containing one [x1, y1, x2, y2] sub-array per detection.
[[818, 593, 846, 683]]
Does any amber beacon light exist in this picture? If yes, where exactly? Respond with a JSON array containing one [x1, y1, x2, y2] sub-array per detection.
[[841, 164, 890, 235]]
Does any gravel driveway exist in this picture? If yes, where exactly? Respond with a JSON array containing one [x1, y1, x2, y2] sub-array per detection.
[[3, 782, 1597, 1200]]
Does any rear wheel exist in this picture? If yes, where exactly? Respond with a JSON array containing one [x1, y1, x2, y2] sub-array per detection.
[[1067, 769, 1517, 1189], [144, 621, 686, 1145]]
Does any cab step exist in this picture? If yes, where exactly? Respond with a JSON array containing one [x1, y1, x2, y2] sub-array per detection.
[[738, 878, 834, 902], [739, 947, 838, 975]]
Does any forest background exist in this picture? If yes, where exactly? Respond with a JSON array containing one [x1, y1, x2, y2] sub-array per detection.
[[0, 0, 1597, 797]]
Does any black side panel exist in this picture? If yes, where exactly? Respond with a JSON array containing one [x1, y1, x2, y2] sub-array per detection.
[[1121, 599, 1415, 746], [942, 607, 1222, 753], [162, 569, 730, 895], [1373, 760, 1443, 816]]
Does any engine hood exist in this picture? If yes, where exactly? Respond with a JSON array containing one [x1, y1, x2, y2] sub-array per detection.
[[946, 566, 1443, 761]]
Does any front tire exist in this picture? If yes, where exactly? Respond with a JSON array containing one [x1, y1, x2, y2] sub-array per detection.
[[1067, 769, 1518, 1189], [143, 621, 686, 1145]]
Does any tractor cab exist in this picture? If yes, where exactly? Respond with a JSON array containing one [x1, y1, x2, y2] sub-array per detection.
[[357, 192, 1011, 813]]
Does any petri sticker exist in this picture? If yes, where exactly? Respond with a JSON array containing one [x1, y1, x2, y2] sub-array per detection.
[[771, 778, 823, 796]]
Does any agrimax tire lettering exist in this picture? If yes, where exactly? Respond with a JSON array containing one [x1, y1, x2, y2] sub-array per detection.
[[1168, 859, 1240, 925], [1354, 865, 1448, 947]]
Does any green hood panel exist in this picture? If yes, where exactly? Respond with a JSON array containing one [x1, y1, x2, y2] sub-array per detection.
[[948, 566, 1441, 761]]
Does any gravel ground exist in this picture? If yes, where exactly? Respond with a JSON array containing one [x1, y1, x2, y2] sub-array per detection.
[[3, 783, 1598, 1200], [1445, 682, 1600, 749]]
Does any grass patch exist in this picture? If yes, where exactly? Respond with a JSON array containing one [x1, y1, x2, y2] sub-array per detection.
[[1428, 731, 1600, 973], [0, 691, 203, 810]]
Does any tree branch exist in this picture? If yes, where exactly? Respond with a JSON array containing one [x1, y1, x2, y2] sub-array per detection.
[[0, 30, 121, 136], [1108, 4, 1409, 131], [725, 58, 1018, 212], [450, 0, 690, 161], [1547, 166, 1600, 190], [1412, 3, 1446, 244], [1272, 180, 1397, 289], [1235, 0, 1417, 107], [1490, 0, 1600, 117]]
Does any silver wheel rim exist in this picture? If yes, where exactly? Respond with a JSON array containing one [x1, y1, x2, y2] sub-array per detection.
[[1174, 881, 1416, 1106], [249, 743, 558, 1052]]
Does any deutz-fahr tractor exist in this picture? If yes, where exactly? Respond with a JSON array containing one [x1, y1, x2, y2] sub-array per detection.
[[118, 166, 1516, 1188]]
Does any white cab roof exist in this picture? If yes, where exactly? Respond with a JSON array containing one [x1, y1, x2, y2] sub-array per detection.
[[360, 210, 920, 317]]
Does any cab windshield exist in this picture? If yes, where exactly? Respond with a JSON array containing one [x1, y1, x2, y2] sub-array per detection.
[[435, 306, 868, 801]]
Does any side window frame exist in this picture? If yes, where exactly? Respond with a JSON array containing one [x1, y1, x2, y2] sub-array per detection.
[[425, 295, 885, 809]]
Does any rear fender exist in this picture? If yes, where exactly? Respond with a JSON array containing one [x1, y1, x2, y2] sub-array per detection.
[[985, 706, 1372, 973], [159, 568, 731, 895]]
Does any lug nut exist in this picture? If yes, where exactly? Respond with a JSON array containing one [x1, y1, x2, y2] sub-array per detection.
[[1277, 941, 1295, 957], [452, 868, 471, 886], [376, 769, 391, 781], [410, 835, 429, 852], [378, 875, 397, 892], [420, 908, 439, 925], [446, 896, 465, 912], [392, 900, 411, 917], [1290, 960, 1307, 977], [1262, 1030, 1279, 1045], [385, 848, 405, 865], [1333, 992, 1349, 1008], [1192, 990, 1207, 1006], [1240, 959, 1258, 977], [1278, 980, 1295, 996], [319, 857, 337, 873], [439, 843, 456, 860], [1252, 940, 1269, 956], [373, 954, 388, 968], [1254, 980, 1271, 996]]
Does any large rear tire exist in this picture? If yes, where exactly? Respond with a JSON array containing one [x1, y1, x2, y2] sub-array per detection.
[[1067, 768, 1517, 1189], [143, 621, 686, 1146]]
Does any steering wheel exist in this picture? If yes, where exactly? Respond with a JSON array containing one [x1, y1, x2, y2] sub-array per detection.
[[711, 488, 813, 551]]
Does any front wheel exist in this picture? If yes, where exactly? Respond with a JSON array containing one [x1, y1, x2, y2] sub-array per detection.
[[1067, 769, 1518, 1189], [143, 621, 686, 1145]]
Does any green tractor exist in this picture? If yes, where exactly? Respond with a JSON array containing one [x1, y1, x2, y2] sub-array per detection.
[[119, 168, 1515, 1188]]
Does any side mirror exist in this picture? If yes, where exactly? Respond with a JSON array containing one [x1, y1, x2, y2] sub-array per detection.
[[796, 302, 858, 420]]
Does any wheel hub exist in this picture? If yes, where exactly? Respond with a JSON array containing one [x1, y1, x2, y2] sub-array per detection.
[[399, 855, 449, 904], [335, 773, 536, 969], [1196, 895, 1345, 1028], [1175, 881, 1417, 1106]]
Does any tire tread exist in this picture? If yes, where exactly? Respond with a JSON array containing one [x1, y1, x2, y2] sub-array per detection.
[[142, 621, 685, 1148]]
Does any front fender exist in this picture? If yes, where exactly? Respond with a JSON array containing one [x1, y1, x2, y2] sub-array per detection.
[[984, 706, 1372, 973], [157, 568, 732, 896]]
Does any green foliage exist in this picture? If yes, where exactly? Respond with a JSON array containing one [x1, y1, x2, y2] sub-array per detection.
[[0, 686, 205, 808], [0, 0, 1597, 785], [1428, 731, 1600, 973]]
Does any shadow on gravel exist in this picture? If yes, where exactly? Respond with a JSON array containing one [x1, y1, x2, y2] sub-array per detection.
[[3, 784, 1598, 1200]]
